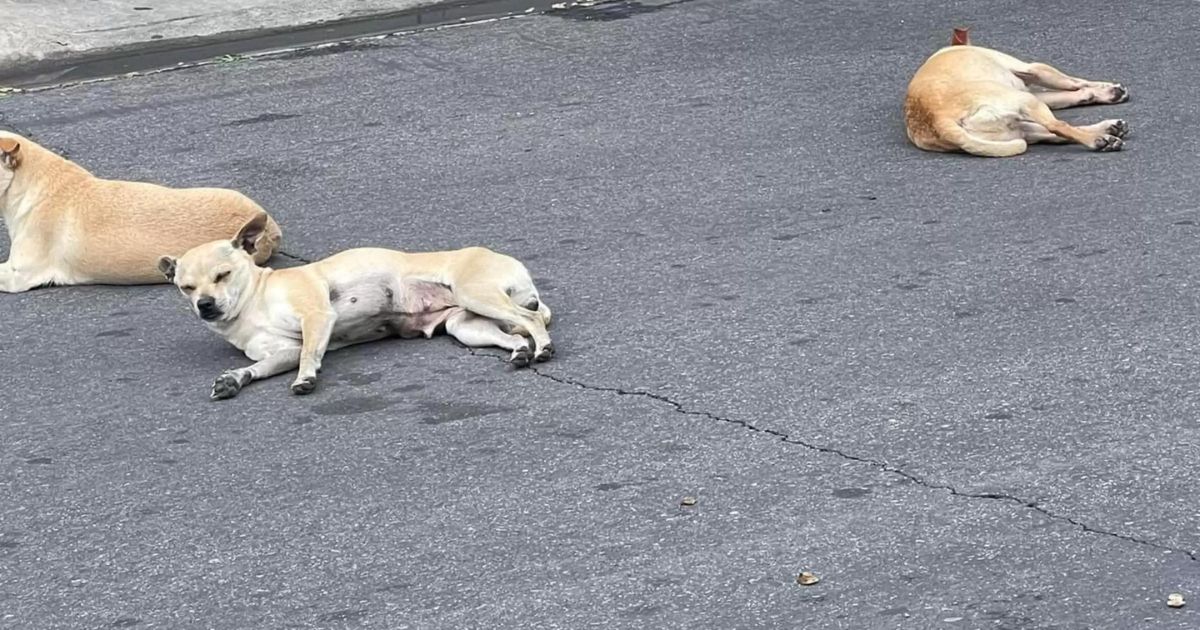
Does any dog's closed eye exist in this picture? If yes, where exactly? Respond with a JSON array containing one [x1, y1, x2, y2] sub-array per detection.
[[180, 285, 196, 292], [214, 271, 230, 283]]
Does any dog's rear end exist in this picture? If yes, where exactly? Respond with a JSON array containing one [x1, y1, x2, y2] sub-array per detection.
[[73, 184, 281, 284], [904, 47, 1033, 157], [904, 29, 1130, 157]]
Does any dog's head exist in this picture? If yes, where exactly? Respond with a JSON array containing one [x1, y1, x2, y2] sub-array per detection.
[[0, 133, 23, 195], [158, 212, 269, 323]]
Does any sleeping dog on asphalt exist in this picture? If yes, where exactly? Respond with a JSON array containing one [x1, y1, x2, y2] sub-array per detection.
[[0, 131, 281, 291], [904, 29, 1130, 157], [158, 213, 554, 399]]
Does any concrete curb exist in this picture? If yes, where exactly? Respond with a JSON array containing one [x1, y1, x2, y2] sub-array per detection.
[[0, 0, 567, 89]]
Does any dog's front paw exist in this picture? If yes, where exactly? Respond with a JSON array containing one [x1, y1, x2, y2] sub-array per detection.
[[534, 342, 555, 363], [1092, 134, 1124, 152], [211, 370, 245, 400], [1104, 119, 1129, 138], [290, 375, 317, 395]]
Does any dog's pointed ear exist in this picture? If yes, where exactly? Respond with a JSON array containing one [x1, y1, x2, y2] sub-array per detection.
[[951, 27, 970, 46], [0, 137, 21, 169], [157, 256, 177, 281], [232, 212, 268, 254]]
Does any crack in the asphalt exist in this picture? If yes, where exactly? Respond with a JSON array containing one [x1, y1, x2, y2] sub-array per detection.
[[275, 250, 313, 264], [467, 347, 1199, 564], [227, 240, 1200, 563]]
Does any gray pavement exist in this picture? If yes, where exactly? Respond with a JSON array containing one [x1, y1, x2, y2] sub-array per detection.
[[3, 0, 1200, 628]]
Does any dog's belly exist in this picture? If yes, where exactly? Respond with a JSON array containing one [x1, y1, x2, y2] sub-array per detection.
[[328, 277, 460, 343]]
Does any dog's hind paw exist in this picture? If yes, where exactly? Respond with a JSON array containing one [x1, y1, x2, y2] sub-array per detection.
[[290, 376, 317, 395], [211, 371, 245, 400], [1106, 83, 1129, 104], [1105, 119, 1129, 138], [1092, 134, 1124, 152], [509, 344, 532, 368], [534, 343, 555, 363]]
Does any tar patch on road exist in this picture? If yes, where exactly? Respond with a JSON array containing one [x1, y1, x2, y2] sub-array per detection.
[[416, 401, 516, 425], [311, 394, 393, 416], [223, 112, 300, 127], [549, 0, 695, 21]]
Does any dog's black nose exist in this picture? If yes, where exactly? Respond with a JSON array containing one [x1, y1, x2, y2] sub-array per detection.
[[196, 296, 222, 321]]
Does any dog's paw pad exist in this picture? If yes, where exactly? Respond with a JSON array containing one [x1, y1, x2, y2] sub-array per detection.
[[534, 343, 555, 363], [1106, 119, 1129, 138], [211, 371, 243, 400], [290, 376, 317, 395], [509, 346, 532, 368], [1093, 135, 1124, 152]]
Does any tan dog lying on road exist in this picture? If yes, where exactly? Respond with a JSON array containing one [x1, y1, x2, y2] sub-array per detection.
[[158, 213, 554, 399], [0, 131, 281, 291], [904, 30, 1130, 157]]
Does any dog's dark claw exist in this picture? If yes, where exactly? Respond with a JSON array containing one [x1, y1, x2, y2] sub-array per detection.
[[534, 343, 555, 363], [211, 371, 243, 400], [290, 376, 317, 395], [1107, 119, 1129, 138]]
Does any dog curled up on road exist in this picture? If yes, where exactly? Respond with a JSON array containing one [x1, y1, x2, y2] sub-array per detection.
[[904, 29, 1130, 157], [0, 130, 281, 292], [158, 213, 554, 400]]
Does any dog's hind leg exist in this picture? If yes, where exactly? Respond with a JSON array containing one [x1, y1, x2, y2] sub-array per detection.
[[978, 50, 1129, 105], [506, 284, 552, 328], [454, 285, 554, 362], [1036, 89, 1099, 110], [1018, 122, 1069, 144], [1020, 120, 1128, 144], [445, 310, 534, 367], [1036, 86, 1127, 109], [211, 347, 301, 400], [1017, 62, 1095, 90], [1018, 96, 1124, 151], [1020, 63, 1128, 104]]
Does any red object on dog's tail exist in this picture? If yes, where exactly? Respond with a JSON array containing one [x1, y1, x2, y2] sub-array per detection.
[[951, 27, 970, 46]]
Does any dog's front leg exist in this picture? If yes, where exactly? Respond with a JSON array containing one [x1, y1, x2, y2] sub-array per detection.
[[211, 348, 301, 400], [291, 311, 336, 395], [0, 262, 52, 293]]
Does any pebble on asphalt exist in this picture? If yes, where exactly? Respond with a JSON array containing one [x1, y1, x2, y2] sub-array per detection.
[[680, 496, 697, 507], [1167, 593, 1185, 608], [796, 571, 820, 586]]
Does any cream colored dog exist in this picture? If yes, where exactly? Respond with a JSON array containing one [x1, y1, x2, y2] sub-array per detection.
[[0, 131, 281, 291], [904, 30, 1130, 157], [159, 213, 554, 399]]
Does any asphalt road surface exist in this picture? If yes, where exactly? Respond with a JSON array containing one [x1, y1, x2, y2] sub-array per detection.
[[3, 0, 1200, 628]]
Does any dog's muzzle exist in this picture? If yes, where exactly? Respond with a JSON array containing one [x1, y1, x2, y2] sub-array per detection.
[[196, 296, 223, 321]]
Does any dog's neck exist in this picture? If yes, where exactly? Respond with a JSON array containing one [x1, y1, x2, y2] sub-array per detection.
[[216, 266, 275, 327], [1, 140, 90, 230]]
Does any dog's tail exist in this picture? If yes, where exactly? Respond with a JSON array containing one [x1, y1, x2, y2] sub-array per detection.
[[933, 117, 1026, 158]]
